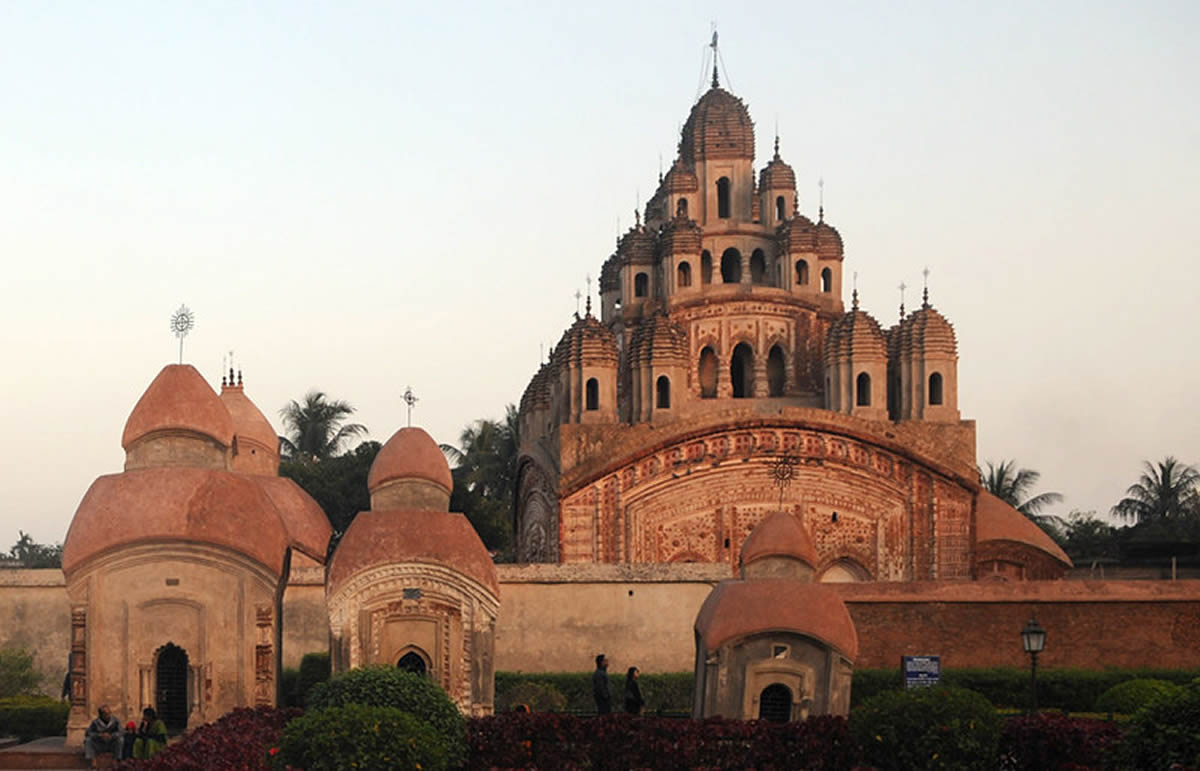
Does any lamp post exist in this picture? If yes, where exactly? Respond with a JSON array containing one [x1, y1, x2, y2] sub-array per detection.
[[1021, 617, 1047, 714]]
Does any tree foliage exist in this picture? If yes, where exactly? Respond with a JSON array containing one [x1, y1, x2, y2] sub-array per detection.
[[443, 405, 519, 560], [1111, 456, 1200, 524], [280, 441, 379, 547], [0, 648, 42, 698], [278, 391, 368, 460], [4, 532, 62, 569], [980, 459, 1065, 542]]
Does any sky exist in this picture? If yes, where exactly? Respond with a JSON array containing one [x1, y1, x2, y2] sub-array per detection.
[[2, 1, 1197, 548]]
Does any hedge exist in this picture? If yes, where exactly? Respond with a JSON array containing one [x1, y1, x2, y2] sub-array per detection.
[[495, 671, 693, 714], [0, 696, 69, 741]]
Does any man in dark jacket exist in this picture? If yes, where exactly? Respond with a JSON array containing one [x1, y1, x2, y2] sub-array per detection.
[[592, 653, 612, 714]]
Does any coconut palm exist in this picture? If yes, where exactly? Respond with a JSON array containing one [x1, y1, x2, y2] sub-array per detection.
[[278, 391, 368, 460], [441, 405, 520, 558], [1111, 456, 1200, 524], [980, 460, 1065, 518]]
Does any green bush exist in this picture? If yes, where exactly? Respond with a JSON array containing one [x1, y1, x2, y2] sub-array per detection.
[[0, 648, 42, 698], [495, 680, 567, 712], [296, 651, 330, 706], [1122, 678, 1200, 769], [0, 696, 69, 741], [1095, 678, 1181, 715], [495, 671, 693, 714], [851, 686, 1001, 771], [279, 667, 300, 708], [273, 703, 449, 771], [307, 666, 465, 765]]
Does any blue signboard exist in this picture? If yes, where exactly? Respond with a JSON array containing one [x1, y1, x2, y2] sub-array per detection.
[[902, 655, 941, 689]]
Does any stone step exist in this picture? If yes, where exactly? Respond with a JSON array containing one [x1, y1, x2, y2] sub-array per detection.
[[0, 738, 90, 770]]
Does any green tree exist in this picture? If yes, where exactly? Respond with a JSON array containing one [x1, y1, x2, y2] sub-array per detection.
[[1059, 510, 1119, 564], [442, 406, 519, 560], [0, 647, 43, 697], [980, 460, 1065, 541], [279, 391, 368, 460], [281, 441, 380, 550], [5, 532, 62, 569], [1111, 456, 1200, 524]]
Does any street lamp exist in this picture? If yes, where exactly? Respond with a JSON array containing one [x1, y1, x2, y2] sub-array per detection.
[[1021, 617, 1047, 714]]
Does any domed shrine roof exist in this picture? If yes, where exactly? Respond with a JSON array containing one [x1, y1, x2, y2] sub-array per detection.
[[617, 225, 655, 264], [219, 377, 279, 454], [759, 138, 795, 191], [899, 298, 958, 358], [121, 364, 234, 451], [555, 313, 618, 367], [629, 313, 688, 365], [780, 214, 817, 252], [62, 467, 291, 576], [519, 363, 553, 415], [694, 580, 858, 658], [328, 510, 499, 597], [740, 512, 817, 569], [368, 427, 453, 495], [825, 298, 887, 361], [679, 84, 755, 164], [253, 475, 333, 562], [975, 491, 1071, 567], [659, 215, 703, 255], [662, 158, 700, 194], [814, 220, 844, 259]]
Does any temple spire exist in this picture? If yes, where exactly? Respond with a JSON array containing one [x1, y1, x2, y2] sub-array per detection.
[[711, 29, 719, 87], [922, 267, 931, 309]]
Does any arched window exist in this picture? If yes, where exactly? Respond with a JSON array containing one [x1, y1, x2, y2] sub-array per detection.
[[155, 643, 189, 730], [750, 249, 767, 284], [721, 248, 742, 284], [699, 347, 718, 399], [397, 651, 428, 676], [929, 372, 944, 405], [585, 378, 599, 410], [731, 343, 754, 398], [656, 376, 671, 409], [855, 372, 871, 406], [700, 251, 713, 285], [677, 261, 692, 288], [676, 198, 688, 218], [759, 683, 792, 723], [634, 272, 648, 298], [775, 195, 786, 221], [767, 345, 785, 397], [821, 267, 832, 293], [795, 259, 809, 286], [716, 177, 731, 218]]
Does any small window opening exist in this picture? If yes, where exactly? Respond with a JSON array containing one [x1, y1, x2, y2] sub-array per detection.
[[929, 372, 944, 405], [855, 372, 871, 406], [750, 249, 767, 284], [721, 248, 742, 284], [716, 177, 731, 218], [767, 345, 785, 397], [701, 251, 713, 285], [821, 267, 832, 293], [634, 272, 648, 297], [656, 375, 671, 409], [796, 259, 809, 286], [731, 343, 754, 398], [676, 198, 688, 218], [775, 195, 785, 221], [699, 347, 718, 399], [677, 261, 692, 288], [585, 378, 599, 410]]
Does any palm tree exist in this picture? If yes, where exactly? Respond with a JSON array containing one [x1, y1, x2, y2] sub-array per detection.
[[980, 460, 1065, 518], [442, 405, 520, 558], [278, 391, 368, 460], [1111, 456, 1200, 524]]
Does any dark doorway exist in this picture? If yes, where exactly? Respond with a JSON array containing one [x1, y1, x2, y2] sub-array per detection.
[[716, 177, 731, 218], [731, 343, 754, 398], [397, 652, 427, 676], [155, 643, 188, 730], [767, 345, 786, 397], [701, 251, 713, 284], [759, 683, 792, 723], [750, 250, 767, 284], [656, 376, 671, 409], [699, 347, 718, 398], [721, 249, 742, 284]]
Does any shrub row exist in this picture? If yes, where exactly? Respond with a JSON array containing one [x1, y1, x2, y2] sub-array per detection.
[[0, 696, 68, 741], [112, 706, 299, 771], [496, 670, 693, 714]]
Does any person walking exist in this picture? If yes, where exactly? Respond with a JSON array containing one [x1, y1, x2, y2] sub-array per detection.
[[624, 666, 645, 715], [592, 653, 612, 714]]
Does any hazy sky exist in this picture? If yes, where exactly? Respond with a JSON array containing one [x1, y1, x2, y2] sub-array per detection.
[[2, 1, 1197, 548]]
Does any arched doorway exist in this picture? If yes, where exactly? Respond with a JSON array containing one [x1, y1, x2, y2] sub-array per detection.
[[750, 249, 767, 284], [699, 347, 718, 399], [730, 343, 754, 398], [767, 345, 785, 397], [759, 683, 792, 723], [721, 249, 742, 284], [155, 643, 189, 730], [397, 651, 427, 676]]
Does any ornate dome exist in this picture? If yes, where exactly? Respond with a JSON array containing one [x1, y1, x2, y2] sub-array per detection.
[[220, 378, 280, 475], [759, 139, 796, 191], [555, 313, 618, 367], [599, 254, 620, 293], [679, 86, 755, 164], [815, 220, 844, 259], [662, 158, 699, 193], [121, 364, 234, 451], [629, 313, 688, 366], [253, 475, 333, 563], [367, 427, 453, 496], [694, 581, 858, 658], [780, 214, 816, 253], [899, 299, 957, 358], [825, 301, 887, 361], [658, 216, 702, 255], [63, 467, 291, 576], [617, 225, 655, 264], [740, 512, 817, 570]]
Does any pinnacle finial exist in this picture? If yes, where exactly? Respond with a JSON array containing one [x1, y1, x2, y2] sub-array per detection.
[[898, 281, 908, 320], [774, 132, 780, 161], [586, 274, 593, 317], [710, 28, 720, 87], [852, 272, 859, 310], [922, 267, 931, 309], [818, 178, 825, 223]]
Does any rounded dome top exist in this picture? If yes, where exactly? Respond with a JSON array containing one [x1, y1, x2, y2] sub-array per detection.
[[367, 427, 453, 495], [617, 225, 655, 264], [759, 141, 796, 191], [975, 491, 1071, 567], [679, 86, 755, 164], [555, 314, 618, 367], [599, 254, 620, 293], [781, 214, 816, 252], [815, 221, 844, 259], [220, 382, 279, 455], [121, 364, 235, 451], [662, 158, 700, 194], [629, 313, 688, 366], [695, 581, 858, 659], [825, 305, 887, 362], [63, 467, 291, 576], [740, 512, 818, 569], [899, 301, 957, 358]]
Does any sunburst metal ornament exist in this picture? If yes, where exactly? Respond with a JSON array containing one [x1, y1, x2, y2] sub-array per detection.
[[769, 450, 800, 511], [402, 386, 419, 427], [170, 305, 195, 364]]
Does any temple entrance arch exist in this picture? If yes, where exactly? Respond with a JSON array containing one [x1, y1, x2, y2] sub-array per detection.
[[396, 647, 430, 676], [758, 683, 792, 722], [154, 643, 189, 730]]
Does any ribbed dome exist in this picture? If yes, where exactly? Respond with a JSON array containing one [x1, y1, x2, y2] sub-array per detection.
[[629, 313, 688, 365], [825, 304, 887, 361], [759, 140, 796, 190], [815, 221, 844, 259], [658, 216, 703, 255], [555, 314, 618, 367], [219, 381, 279, 459], [367, 427, 453, 496], [780, 214, 816, 253], [519, 362, 553, 414], [899, 301, 957, 357], [122, 364, 234, 451], [679, 86, 755, 164], [618, 225, 655, 264], [741, 512, 817, 569], [599, 254, 620, 292], [662, 158, 699, 193]]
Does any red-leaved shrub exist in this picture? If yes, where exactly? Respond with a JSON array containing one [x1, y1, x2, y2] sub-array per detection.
[[467, 712, 859, 771], [113, 706, 300, 771], [998, 713, 1124, 771]]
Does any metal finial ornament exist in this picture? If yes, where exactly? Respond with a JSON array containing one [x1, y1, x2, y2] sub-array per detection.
[[899, 281, 908, 320], [402, 386, 419, 428], [585, 273, 593, 316], [818, 178, 825, 222], [574, 289, 582, 319], [852, 272, 859, 310], [169, 305, 195, 364], [922, 267, 931, 308], [769, 450, 800, 511], [710, 27, 719, 87]]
